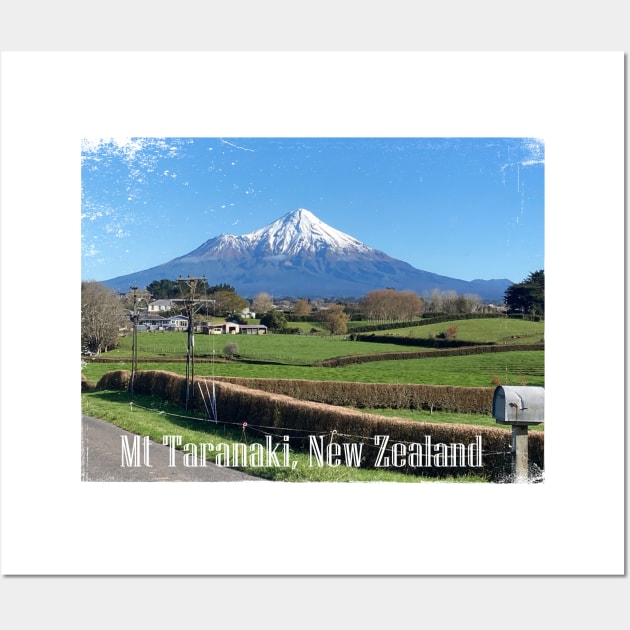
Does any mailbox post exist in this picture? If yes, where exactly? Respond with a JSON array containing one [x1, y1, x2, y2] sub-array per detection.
[[492, 386, 544, 483]]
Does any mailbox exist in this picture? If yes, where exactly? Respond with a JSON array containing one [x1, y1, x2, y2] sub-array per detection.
[[492, 385, 544, 426]]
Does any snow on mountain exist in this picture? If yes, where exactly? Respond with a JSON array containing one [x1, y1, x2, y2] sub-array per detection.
[[243, 208, 372, 256]]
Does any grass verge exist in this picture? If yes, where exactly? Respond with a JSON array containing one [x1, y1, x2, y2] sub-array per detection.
[[357, 407, 544, 431]]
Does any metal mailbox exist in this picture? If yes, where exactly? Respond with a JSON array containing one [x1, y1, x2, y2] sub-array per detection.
[[492, 385, 544, 426]]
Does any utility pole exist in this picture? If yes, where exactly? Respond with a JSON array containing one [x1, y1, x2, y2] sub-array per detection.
[[177, 276, 206, 409], [129, 286, 149, 397], [129, 286, 139, 396]]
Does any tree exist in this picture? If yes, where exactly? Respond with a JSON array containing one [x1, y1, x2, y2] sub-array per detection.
[[318, 303, 350, 335], [294, 298, 312, 316], [146, 279, 181, 299], [81, 281, 127, 354], [424, 289, 482, 315], [260, 309, 287, 332], [252, 292, 273, 314], [504, 270, 544, 318], [120, 287, 151, 312], [361, 289, 424, 322], [145, 279, 232, 301], [211, 289, 249, 318], [223, 342, 239, 360]]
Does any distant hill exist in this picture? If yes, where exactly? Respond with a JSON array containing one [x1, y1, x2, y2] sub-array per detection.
[[103, 208, 512, 301]]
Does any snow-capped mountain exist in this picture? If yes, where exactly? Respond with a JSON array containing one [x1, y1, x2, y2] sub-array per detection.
[[180, 209, 372, 260], [103, 208, 513, 300]]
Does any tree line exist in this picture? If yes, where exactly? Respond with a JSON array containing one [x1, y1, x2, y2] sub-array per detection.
[[503, 270, 544, 318], [80, 270, 544, 353]]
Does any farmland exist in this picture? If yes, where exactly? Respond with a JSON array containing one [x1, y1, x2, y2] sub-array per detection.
[[82, 316, 544, 403], [81, 315, 544, 482]]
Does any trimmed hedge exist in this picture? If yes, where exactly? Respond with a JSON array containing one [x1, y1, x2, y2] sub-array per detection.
[[92, 369, 544, 481], [314, 343, 544, 367], [81, 373, 97, 391], [213, 376, 494, 414], [348, 334, 493, 348]]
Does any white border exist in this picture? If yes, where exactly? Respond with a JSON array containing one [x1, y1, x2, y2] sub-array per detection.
[[1, 51, 624, 576]]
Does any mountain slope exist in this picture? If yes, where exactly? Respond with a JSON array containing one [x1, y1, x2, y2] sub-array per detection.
[[103, 208, 512, 300]]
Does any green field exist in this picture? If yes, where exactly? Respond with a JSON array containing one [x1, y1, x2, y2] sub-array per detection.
[[102, 329, 434, 364], [82, 350, 544, 388], [103, 317, 543, 361], [83, 317, 544, 388], [371, 318, 544, 345]]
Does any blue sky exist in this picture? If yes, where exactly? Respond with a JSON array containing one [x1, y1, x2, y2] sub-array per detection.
[[81, 137, 544, 285]]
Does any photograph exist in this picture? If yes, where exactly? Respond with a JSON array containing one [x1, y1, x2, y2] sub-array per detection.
[[81, 137, 545, 485]]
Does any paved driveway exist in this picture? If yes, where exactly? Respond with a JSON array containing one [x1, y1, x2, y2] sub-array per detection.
[[81, 415, 264, 482]]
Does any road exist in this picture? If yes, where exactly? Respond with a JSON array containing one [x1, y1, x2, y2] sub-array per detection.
[[81, 415, 264, 482]]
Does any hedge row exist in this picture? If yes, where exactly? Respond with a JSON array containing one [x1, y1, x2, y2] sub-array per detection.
[[314, 343, 544, 367], [349, 334, 494, 348], [81, 374, 97, 391], [213, 377, 494, 414], [93, 369, 543, 480]]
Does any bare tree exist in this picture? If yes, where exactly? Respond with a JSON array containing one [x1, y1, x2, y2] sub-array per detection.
[[81, 281, 127, 354], [293, 298, 312, 316], [396, 290, 425, 320], [361, 289, 424, 322], [252, 291, 274, 315], [425, 290, 482, 315]]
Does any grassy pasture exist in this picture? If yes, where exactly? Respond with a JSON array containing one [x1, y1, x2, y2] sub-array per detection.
[[105, 329, 429, 364], [364, 318, 544, 345], [83, 317, 544, 388], [102, 316, 543, 362], [82, 350, 544, 388]]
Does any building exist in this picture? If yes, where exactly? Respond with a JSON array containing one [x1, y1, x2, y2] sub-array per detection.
[[201, 322, 267, 335], [148, 299, 177, 312]]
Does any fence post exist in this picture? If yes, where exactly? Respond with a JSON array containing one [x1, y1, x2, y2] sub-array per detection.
[[511, 425, 529, 483]]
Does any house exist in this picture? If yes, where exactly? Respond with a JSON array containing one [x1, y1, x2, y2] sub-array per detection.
[[136, 313, 169, 331], [166, 315, 189, 331], [148, 299, 177, 312]]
